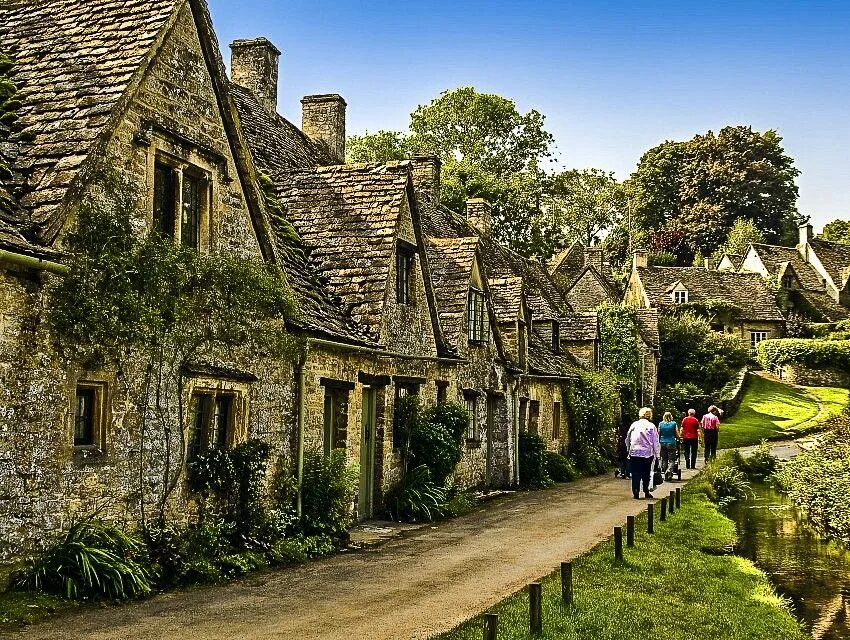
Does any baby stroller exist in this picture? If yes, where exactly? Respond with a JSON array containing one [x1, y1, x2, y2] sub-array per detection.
[[664, 440, 682, 482]]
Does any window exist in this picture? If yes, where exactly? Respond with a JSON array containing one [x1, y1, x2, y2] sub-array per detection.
[[672, 289, 688, 304], [467, 288, 489, 343], [519, 398, 528, 432], [392, 381, 420, 449], [152, 159, 207, 249], [552, 402, 561, 440], [73, 382, 106, 449], [518, 322, 527, 368], [187, 390, 237, 462], [750, 331, 769, 352], [552, 322, 560, 354], [528, 400, 540, 435], [323, 387, 349, 454], [180, 172, 202, 249], [153, 162, 176, 236], [395, 244, 415, 305], [782, 275, 795, 290], [465, 395, 479, 441], [436, 382, 448, 404]]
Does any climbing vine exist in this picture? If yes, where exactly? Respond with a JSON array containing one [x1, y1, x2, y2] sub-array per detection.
[[49, 166, 301, 525]]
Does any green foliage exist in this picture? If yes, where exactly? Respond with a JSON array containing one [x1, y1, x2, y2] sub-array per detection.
[[710, 218, 766, 266], [385, 464, 448, 522], [648, 251, 677, 266], [741, 441, 779, 482], [758, 338, 850, 371], [625, 126, 802, 265], [598, 303, 641, 393], [821, 219, 850, 245], [518, 431, 552, 489], [299, 447, 358, 541], [12, 521, 153, 600], [563, 369, 620, 471], [658, 312, 749, 393], [672, 298, 743, 323], [545, 451, 578, 483], [346, 130, 411, 163], [414, 401, 468, 486]]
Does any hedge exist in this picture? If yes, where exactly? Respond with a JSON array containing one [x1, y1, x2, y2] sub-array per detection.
[[757, 338, 850, 372]]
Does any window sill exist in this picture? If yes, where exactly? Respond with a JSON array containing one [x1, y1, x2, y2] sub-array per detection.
[[465, 439, 482, 448], [72, 447, 106, 464]]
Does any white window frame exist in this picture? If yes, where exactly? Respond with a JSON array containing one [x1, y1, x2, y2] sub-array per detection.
[[749, 331, 769, 352], [672, 289, 688, 304]]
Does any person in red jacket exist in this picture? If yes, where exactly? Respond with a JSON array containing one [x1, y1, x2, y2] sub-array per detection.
[[680, 408, 700, 469]]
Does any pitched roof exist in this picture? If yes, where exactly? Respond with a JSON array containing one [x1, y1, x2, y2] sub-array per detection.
[[548, 240, 584, 278], [272, 162, 412, 337], [636, 266, 785, 322], [809, 239, 850, 288], [561, 312, 598, 342], [0, 0, 178, 245], [488, 276, 524, 323], [563, 264, 620, 311], [749, 243, 824, 291], [634, 308, 660, 350], [230, 83, 332, 173], [426, 236, 479, 345], [718, 253, 743, 270], [794, 290, 850, 322], [528, 330, 580, 379]]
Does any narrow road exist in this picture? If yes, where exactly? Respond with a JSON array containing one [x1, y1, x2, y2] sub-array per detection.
[[10, 468, 698, 640]]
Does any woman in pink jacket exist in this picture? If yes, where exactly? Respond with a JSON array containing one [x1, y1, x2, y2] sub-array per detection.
[[626, 407, 661, 499]]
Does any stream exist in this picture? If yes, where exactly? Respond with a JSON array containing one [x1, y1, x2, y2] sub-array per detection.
[[726, 484, 850, 640]]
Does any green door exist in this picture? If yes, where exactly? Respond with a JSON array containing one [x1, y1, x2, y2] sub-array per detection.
[[359, 387, 377, 519]]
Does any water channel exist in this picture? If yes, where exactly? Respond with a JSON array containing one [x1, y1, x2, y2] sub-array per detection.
[[726, 484, 850, 640]]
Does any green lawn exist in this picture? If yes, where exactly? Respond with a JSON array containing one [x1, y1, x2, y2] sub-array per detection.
[[720, 374, 849, 449], [433, 492, 805, 640], [0, 591, 77, 628]]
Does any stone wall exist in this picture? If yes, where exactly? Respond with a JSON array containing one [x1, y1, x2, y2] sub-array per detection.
[[781, 364, 850, 388]]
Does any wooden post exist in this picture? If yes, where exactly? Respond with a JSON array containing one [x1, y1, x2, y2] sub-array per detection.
[[614, 526, 623, 560], [676, 487, 682, 509], [627, 515, 635, 547], [669, 491, 676, 515], [561, 562, 573, 605], [483, 613, 498, 640], [529, 582, 542, 634], [647, 502, 654, 534], [660, 497, 667, 521], [677, 467, 682, 481]]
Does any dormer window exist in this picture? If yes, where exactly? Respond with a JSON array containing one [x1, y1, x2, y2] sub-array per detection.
[[395, 243, 415, 305], [552, 322, 560, 354], [467, 288, 488, 343], [672, 289, 688, 304], [152, 158, 209, 250]]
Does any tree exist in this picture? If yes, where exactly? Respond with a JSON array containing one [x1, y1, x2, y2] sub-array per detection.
[[346, 130, 410, 163], [346, 87, 555, 257], [627, 126, 802, 265], [723, 218, 767, 255], [544, 168, 627, 247], [822, 219, 850, 244]]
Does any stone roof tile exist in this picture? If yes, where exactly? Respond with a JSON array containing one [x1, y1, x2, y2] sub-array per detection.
[[749, 243, 824, 291], [426, 236, 479, 346], [809, 239, 850, 289]]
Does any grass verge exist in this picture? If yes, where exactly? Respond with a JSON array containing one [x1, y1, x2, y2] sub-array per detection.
[[720, 374, 848, 449], [0, 591, 78, 628], [433, 492, 805, 640]]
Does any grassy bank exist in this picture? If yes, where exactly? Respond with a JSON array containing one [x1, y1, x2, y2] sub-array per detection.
[[720, 374, 848, 449], [434, 492, 805, 640], [0, 591, 77, 627]]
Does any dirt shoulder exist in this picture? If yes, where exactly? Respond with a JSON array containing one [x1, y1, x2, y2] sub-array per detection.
[[6, 469, 698, 640]]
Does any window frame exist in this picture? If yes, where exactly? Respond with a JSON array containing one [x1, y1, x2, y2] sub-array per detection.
[[464, 393, 479, 443], [187, 388, 240, 462], [323, 385, 350, 455], [392, 381, 421, 449], [467, 287, 489, 344], [749, 330, 769, 353], [551, 322, 561, 354], [672, 289, 688, 304], [395, 243, 416, 305], [552, 401, 561, 441], [73, 381, 107, 451], [150, 152, 211, 251], [528, 400, 540, 436]]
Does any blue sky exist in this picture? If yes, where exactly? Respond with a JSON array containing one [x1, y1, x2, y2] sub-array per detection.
[[209, 0, 850, 230]]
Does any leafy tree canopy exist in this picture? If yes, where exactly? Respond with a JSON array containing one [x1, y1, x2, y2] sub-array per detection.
[[544, 168, 627, 248], [622, 126, 802, 266], [821, 219, 850, 244]]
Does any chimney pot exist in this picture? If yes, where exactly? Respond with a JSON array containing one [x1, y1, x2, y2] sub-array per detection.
[[301, 94, 347, 164], [230, 38, 281, 115], [466, 198, 492, 235], [633, 250, 648, 270]]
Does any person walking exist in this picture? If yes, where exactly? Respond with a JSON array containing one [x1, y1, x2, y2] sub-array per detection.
[[658, 412, 679, 474], [701, 405, 721, 463], [680, 408, 700, 469], [626, 407, 661, 499]]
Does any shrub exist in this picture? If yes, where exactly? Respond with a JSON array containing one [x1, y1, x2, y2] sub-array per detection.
[[518, 431, 552, 488], [711, 466, 751, 505], [563, 369, 620, 470], [143, 524, 188, 588], [444, 487, 479, 517], [12, 520, 153, 600], [268, 539, 308, 566], [413, 401, 468, 486], [385, 464, 448, 522], [217, 551, 268, 579], [545, 451, 577, 483], [742, 441, 779, 482], [299, 447, 358, 541], [758, 338, 850, 372]]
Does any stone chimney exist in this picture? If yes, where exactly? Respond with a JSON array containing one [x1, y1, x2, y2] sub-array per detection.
[[466, 198, 492, 235], [410, 155, 441, 209], [799, 222, 813, 246], [633, 250, 648, 270], [301, 94, 347, 163], [230, 38, 281, 115], [584, 247, 604, 272], [704, 257, 711, 270]]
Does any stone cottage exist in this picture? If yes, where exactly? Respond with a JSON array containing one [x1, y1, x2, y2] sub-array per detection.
[[0, 0, 618, 568], [625, 250, 786, 352]]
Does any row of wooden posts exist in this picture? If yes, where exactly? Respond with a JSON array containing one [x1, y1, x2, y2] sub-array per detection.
[[482, 487, 683, 639]]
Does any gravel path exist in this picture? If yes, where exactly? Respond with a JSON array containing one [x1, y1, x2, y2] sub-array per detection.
[[8, 468, 700, 640]]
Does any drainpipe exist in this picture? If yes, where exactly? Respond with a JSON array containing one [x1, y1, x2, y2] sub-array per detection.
[[295, 347, 308, 518], [0, 249, 68, 275]]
